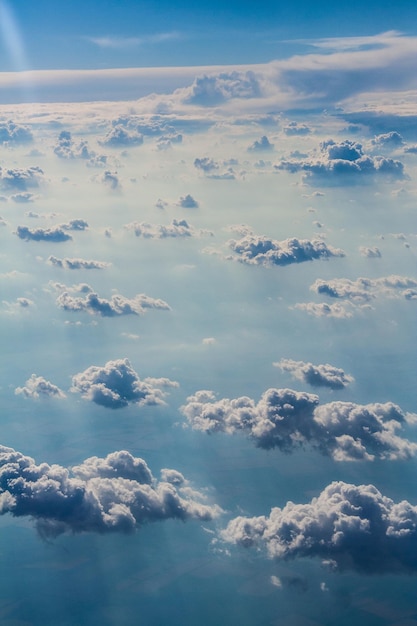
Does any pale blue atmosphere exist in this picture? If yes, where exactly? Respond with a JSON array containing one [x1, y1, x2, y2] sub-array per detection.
[[0, 1, 417, 625]]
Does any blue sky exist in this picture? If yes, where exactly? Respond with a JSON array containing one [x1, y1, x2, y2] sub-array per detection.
[[1, 2, 417, 625]]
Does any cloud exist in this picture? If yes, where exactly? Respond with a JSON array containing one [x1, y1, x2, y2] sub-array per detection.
[[87, 32, 180, 49], [371, 131, 404, 150], [56, 286, 170, 317], [125, 218, 211, 238], [10, 192, 36, 203], [61, 219, 89, 231], [15, 374, 66, 399], [247, 136, 274, 152], [53, 130, 94, 159], [181, 388, 416, 461], [311, 275, 417, 303], [98, 170, 121, 190], [16, 225, 72, 242], [99, 125, 144, 147], [177, 194, 199, 209], [359, 246, 382, 258], [194, 157, 237, 180], [71, 358, 177, 409], [0, 445, 221, 537], [221, 480, 417, 574], [293, 301, 355, 318], [275, 139, 405, 185], [0, 120, 33, 144], [227, 232, 345, 267], [48, 256, 111, 270], [0, 166, 44, 191], [183, 71, 261, 106], [283, 122, 311, 136], [274, 359, 354, 390]]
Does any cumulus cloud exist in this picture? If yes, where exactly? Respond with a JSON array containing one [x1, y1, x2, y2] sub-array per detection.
[[227, 232, 345, 267], [16, 225, 72, 242], [99, 125, 144, 147], [181, 388, 416, 461], [293, 301, 355, 318], [99, 170, 120, 190], [274, 359, 354, 390], [53, 130, 94, 159], [275, 139, 405, 185], [15, 374, 66, 399], [177, 194, 199, 209], [311, 275, 417, 302], [0, 120, 33, 144], [125, 218, 211, 238], [0, 166, 44, 191], [221, 480, 417, 574], [56, 286, 170, 317], [183, 71, 261, 106], [371, 131, 404, 150], [283, 121, 311, 136], [71, 358, 177, 409], [48, 256, 110, 270], [0, 445, 221, 537], [10, 192, 36, 203], [359, 246, 382, 258], [247, 136, 274, 152]]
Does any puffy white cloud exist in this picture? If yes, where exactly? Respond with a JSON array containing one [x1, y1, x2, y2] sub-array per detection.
[[10, 192, 36, 203], [221, 480, 417, 574], [15, 374, 66, 399], [371, 131, 404, 150], [48, 256, 111, 270], [53, 130, 94, 159], [274, 359, 354, 390], [359, 246, 382, 258], [181, 388, 416, 461], [183, 71, 261, 106], [98, 170, 121, 190], [293, 301, 355, 318], [177, 194, 199, 209], [283, 121, 311, 136], [71, 358, 177, 409], [0, 120, 33, 144], [99, 125, 144, 147], [56, 287, 170, 317], [227, 232, 345, 267], [0, 166, 44, 191], [194, 157, 237, 180], [61, 219, 89, 231], [275, 139, 405, 185], [16, 225, 72, 242], [247, 136, 274, 152], [311, 275, 417, 302], [125, 218, 211, 238], [0, 445, 221, 537]]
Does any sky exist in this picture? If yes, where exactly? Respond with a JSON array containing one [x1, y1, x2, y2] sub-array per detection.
[[0, 1, 417, 625]]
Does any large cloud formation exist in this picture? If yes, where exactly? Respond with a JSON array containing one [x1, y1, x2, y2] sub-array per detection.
[[221, 480, 417, 574], [181, 389, 417, 461], [275, 139, 405, 185], [274, 359, 354, 389], [0, 446, 220, 537], [56, 285, 170, 317], [71, 358, 178, 409], [227, 232, 344, 267]]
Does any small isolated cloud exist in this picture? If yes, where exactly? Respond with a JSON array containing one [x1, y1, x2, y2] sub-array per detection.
[[71, 358, 177, 409], [311, 275, 417, 303], [183, 71, 261, 106], [221, 480, 417, 574], [248, 136, 274, 152], [125, 218, 211, 238], [10, 192, 36, 203], [177, 194, 199, 209], [15, 374, 66, 399], [181, 388, 416, 461], [275, 139, 405, 186], [202, 337, 216, 345], [61, 219, 89, 231], [98, 170, 120, 190], [56, 286, 170, 317], [16, 225, 72, 242], [53, 130, 94, 160], [99, 125, 144, 148], [283, 121, 311, 136], [48, 256, 111, 270], [194, 157, 236, 180], [0, 166, 44, 191], [274, 359, 354, 389], [293, 301, 355, 318], [0, 445, 221, 537], [0, 120, 33, 144], [227, 232, 344, 267], [359, 246, 382, 258], [371, 131, 404, 150]]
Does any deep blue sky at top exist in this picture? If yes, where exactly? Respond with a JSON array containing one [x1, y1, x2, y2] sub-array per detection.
[[1, 0, 417, 71]]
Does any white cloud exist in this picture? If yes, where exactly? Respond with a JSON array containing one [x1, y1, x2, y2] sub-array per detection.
[[16, 225, 72, 242], [221, 480, 417, 574], [0, 445, 221, 537], [181, 388, 416, 461], [125, 218, 210, 238], [48, 256, 111, 270], [71, 358, 177, 409], [311, 275, 417, 302], [0, 120, 33, 144], [56, 288, 170, 317], [274, 359, 354, 389], [15, 374, 66, 399]]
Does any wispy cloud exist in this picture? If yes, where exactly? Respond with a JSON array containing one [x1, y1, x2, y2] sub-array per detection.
[[86, 32, 181, 49]]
